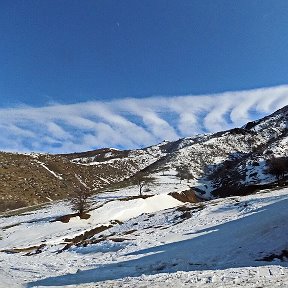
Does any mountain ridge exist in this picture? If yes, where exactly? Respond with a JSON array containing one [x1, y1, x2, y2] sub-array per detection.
[[1, 105, 288, 211]]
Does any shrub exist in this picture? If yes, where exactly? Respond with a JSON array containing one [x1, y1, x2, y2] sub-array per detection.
[[266, 157, 288, 184], [70, 185, 92, 216]]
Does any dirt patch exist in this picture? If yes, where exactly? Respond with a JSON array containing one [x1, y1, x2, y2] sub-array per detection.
[[109, 237, 132, 242], [169, 190, 201, 203], [1, 222, 21, 230], [0, 200, 27, 212], [64, 225, 113, 244], [179, 211, 192, 220], [60, 224, 115, 252], [122, 229, 138, 235], [143, 225, 154, 230], [176, 203, 205, 212], [172, 204, 205, 225], [1, 244, 46, 255], [52, 212, 91, 223], [118, 195, 154, 201]]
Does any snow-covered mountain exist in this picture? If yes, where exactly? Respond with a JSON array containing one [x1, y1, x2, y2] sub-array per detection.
[[69, 105, 288, 199], [1, 106, 288, 288], [1, 105, 288, 211]]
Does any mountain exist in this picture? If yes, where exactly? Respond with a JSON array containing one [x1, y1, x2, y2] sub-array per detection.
[[1, 105, 288, 212], [1, 177, 288, 287], [0, 144, 168, 211], [1, 106, 288, 288]]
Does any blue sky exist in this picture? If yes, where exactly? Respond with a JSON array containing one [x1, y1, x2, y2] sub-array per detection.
[[1, 1, 288, 152]]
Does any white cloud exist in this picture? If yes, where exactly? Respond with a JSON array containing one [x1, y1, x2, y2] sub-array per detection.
[[1, 85, 288, 153]]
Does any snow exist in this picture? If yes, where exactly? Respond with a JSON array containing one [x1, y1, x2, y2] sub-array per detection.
[[0, 194, 182, 250], [75, 174, 88, 188], [34, 160, 63, 180], [0, 186, 287, 287], [2, 105, 288, 287], [59, 106, 288, 199]]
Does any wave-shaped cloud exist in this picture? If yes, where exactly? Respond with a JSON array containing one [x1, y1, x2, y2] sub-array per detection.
[[1, 85, 288, 153]]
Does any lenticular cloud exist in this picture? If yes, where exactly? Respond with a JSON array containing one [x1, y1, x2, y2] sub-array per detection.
[[1, 85, 288, 153]]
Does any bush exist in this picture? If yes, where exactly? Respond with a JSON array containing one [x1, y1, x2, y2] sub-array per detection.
[[266, 157, 288, 184], [70, 185, 92, 216]]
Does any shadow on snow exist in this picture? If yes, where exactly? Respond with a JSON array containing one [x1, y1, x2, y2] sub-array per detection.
[[27, 197, 288, 287]]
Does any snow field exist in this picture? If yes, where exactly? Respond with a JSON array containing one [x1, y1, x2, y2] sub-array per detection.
[[0, 187, 287, 287]]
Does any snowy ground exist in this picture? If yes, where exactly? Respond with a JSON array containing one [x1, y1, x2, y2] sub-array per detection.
[[0, 178, 287, 287]]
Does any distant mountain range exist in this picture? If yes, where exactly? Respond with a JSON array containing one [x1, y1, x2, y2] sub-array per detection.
[[1, 105, 288, 212]]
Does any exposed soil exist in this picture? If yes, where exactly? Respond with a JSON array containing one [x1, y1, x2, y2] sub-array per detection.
[[1, 244, 46, 255], [52, 212, 91, 223], [169, 190, 201, 203], [63, 225, 113, 245], [0, 150, 153, 213]]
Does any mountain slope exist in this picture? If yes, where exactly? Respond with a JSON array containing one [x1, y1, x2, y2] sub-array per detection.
[[0, 184, 287, 287], [1, 105, 288, 211], [0, 143, 167, 211], [138, 105, 288, 198], [1, 106, 288, 287]]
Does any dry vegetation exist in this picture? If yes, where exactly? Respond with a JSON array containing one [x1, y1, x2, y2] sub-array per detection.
[[0, 150, 154, 212]]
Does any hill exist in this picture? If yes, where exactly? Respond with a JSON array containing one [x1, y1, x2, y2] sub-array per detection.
[[1, 105, 288, 211]]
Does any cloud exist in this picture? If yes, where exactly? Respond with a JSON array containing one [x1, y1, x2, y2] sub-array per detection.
[[1, 85, 288, 153]]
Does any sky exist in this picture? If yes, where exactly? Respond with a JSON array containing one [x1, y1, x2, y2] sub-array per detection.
[[1, 1, 288, 153]]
